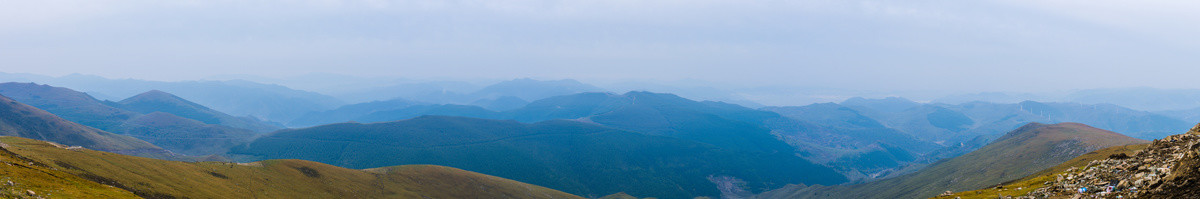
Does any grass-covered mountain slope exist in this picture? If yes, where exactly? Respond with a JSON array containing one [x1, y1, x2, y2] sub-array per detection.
[[756, 122, 1147, 199], [0, 136, 581, 199], [1016, 124, 1200, 198], [228, 116, 846, 199], [115, 90, 281, 133], [114, 112, 256, 155], [0, 93, 164, 155], [0, 83, 258, 156], [0, 139, 141, 198], [933, 143, 1149, 199]]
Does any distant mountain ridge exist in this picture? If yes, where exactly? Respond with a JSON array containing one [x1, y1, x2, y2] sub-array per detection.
[[0, 93, 167, 155], [0, 73, 345, 123], [761, 103, 939, 181], [469, 78, 605, 102], [283, 91, 948, 183], [839, 97, 1188, 152], [0, 82, 264, 156], [756, 122, 1148, 199], [115, 90, 282, 132]]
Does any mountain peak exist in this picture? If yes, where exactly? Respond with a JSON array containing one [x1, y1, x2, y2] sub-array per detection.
[[142, 89, 171, 96], [996, 122, 1139, 148], [122, 90, 186, 103]]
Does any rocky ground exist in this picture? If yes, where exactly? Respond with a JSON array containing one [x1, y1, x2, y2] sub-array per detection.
[[1022, 124, 1200, 198]]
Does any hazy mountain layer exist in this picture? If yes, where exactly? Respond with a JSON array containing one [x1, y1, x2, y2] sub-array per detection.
[[0, 74, 344, 123], [0, 83, 258, 156], [0, 93, 165, 154], [762, 103, 939, 181], [115, 90, 282, 132]]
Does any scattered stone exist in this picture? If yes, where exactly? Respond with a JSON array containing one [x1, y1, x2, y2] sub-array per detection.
[[1023, 126, 1200, 198]]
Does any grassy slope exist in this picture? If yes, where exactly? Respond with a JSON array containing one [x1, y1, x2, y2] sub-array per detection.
[[757, 122, 1148, 199], [0, 136, 581, 199], [932, 144, 1149, 199], [0, 140, 140, 199]]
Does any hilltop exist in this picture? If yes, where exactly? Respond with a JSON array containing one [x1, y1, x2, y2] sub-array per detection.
[[0, 136, 580, 199], [115, 90, 281, 132], [756, 122, 1147, 199]]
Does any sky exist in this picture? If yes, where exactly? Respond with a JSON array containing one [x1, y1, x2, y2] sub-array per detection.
[[2, 0, 1200, 93]]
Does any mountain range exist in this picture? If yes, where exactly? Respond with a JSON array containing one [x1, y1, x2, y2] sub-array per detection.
[[0, 76, 1196, 198], [0, 83, 272, 156], [229, 116, 845, 198], [0, 93, 164, 155], [277, 91, 1194, 185], [0, 73, 344, 123]]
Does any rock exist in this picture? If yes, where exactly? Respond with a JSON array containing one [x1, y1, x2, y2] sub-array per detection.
[[26, 189, 35, 196], [1024, 126, 1200, 198]]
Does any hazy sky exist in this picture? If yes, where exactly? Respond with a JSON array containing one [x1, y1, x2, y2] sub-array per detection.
[[2, 0, 1199, 92]]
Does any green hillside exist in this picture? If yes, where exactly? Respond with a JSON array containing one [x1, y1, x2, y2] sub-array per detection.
[[115, 112, 257, 155], [0, 93, 164, 154], [229, 116, 846, 199], [0, 82, 139, 131], [757, 122, 1148, 199], [0, 136, 581, 199]]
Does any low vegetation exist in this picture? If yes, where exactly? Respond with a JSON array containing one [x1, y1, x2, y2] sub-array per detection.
[[0, 136, 581, 199]]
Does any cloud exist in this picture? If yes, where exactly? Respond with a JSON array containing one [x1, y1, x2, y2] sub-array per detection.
[[0, 0, 1198, 91]]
